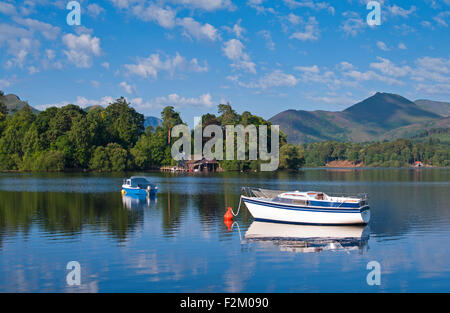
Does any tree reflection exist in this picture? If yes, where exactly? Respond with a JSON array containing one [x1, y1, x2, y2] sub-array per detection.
[[0, 191, 143, 243]]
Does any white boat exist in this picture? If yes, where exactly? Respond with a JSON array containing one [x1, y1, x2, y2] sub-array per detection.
[[245, 221, 369, 253], [241, 187, 370, 225]]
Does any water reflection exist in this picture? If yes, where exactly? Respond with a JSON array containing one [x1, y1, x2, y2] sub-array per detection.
[[122, 194, 157, 210], [0, 191, 143, 243], [244, 221, 370, 253], [0, 169, 449, 292]]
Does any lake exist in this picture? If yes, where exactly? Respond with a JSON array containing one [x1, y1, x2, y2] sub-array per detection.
[[0, 169, 449, 292]]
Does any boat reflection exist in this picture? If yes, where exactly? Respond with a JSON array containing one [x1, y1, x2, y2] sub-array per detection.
[[244, 221, 369, 253], [122, 193, 157, 210]]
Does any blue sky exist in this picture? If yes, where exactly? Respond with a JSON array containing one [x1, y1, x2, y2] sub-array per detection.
[[0, 0, 449, 123]]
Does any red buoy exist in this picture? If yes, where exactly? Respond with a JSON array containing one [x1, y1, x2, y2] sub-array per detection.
[[224, 207, 233, 221]]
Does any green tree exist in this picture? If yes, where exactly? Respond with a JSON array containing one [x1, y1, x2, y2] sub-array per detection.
[[0, 107, 35, 169], [130, 128, 153, 169], [0, 90, 7, 115], [104, 97, 145, 149], [218, 103, 239, 125], [279, 144, 305, 170], [161, 106, 183, 145], [89, 143, 128, 172]]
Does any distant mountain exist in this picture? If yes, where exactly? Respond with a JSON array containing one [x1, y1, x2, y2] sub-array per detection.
[[270, 92, 446, 144], [414, 99, 450, 117], [144, 116, 162, 129], [0, 93, 39, 115], [84, 105, 104, 112]]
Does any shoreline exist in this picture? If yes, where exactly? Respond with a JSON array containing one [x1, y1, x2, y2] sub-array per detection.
[[0, 166, 446, 174]]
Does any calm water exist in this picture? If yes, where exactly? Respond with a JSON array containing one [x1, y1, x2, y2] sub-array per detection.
[[0, 169, 449, 292]]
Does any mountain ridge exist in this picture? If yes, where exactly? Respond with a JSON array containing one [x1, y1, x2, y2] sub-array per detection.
[[270, 92, 448, 144]]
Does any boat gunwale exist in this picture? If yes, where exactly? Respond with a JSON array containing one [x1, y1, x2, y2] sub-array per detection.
[[241, 195, 370, 213]]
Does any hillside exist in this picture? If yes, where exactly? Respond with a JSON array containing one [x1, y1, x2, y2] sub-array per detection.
[[0, 93, 39, 115], [270, 92, 445, 144], [415, 99, 450, 117]]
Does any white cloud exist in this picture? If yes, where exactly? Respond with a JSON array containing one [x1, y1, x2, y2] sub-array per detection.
[[416, 83, 450, 95], [0, 1, 17, 15], [246, 0, 276, 14], [91, 80, 100, 88], [283, 0, 334, 14], [287, 13, 301, 25], [340, 11, 366, 37], [119, 81, 133, 94], [421, 21, 433, 29], [133, 93, 214, 109], [177, 17, 219, 41], [258, 70, 298, 88], [45, 49, 55, 60], [112, 2, 220, 41], [87, 3, 105, 18], [12, 17, 60, 40], [0, 24, 38, 68], [224, 19, 245, 39], [38, 96, 115, 110], [110, 0, 134, 9], [222, 39, 256, 73], [28, 65, 39, 74], [433, 11, 450, 27], [370, 57, 411, 77], [295, 65, 336, 85], [236, 70, 298, 89], [0, 78, 10, 89], [344, 70, 402, 85], [376, 41, 389, 51], [337, 61, 354, 71], [131, 3, 177, 28], [398, 42, 407, 50], [169, 0, 234, 11], [289, 17, 319, 41], [0, 16, 61, 70], [295, 65, 320, 73], [62, 33, 101, 68], [306, 93, 357, 107], [411, 57, 450, 83], [125, 52, 208, 79], [258, 30, 275, 50], [387, 5, 416, 18]]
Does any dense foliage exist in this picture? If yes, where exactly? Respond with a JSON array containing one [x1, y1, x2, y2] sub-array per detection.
[[0, 97, 303, 171], [302, 139, 449, 167], [197, 104, 294, 171], [0, 92, 447, 171], [0, 97, 154, 172]]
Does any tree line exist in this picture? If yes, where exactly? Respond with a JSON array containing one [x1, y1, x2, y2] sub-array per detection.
[[0, 96, 298, 171], [302, 139, 449, 167], [0, 93, 448, 171]]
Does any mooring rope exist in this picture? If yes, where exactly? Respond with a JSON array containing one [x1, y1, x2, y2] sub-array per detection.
[[230, 196, 243, 217], [230, 221, 243, 242]]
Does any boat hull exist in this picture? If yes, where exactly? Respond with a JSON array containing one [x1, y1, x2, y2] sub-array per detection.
[[242, 196, 370, 225], [122, 186, 157, 196]]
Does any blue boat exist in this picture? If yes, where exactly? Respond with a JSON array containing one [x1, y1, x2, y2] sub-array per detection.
[[122, 177, 158, 196]]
